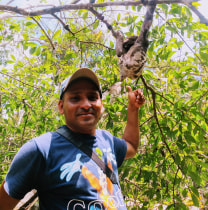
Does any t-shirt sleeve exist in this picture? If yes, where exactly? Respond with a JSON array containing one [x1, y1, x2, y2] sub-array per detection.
[[4, 139, 44, 200], [97, 129, 127, 168], [113, 136, 127, 168]]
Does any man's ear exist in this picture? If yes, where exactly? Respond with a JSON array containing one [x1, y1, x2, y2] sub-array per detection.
[[58, 100, 64, 114], [100, 99, 104, 114]]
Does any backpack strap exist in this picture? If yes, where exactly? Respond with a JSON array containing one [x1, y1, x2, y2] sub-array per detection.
[[56, 126, 118, 185]]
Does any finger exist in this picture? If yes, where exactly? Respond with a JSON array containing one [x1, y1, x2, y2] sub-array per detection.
[[134, 88, 142, 97], [135, 89, 143, 99], [136, 88, 141, 94], [126, 86, 132, 92], [139, 96, 145, 104], [136, 93, 145, 102]]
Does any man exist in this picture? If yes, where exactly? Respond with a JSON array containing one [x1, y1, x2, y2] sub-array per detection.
[[0, 67, 145, 209]]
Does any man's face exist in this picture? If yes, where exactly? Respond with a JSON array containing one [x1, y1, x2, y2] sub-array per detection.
[[58, 79, 103, 135]]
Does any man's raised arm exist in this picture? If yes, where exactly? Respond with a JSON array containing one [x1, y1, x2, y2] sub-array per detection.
[[122, 86, 145, 159]]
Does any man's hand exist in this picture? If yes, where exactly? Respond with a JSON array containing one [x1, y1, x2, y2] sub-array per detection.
[[126, 86, 145, 108]]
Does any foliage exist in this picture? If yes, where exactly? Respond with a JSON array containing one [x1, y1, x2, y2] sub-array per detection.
[[0, 1, 207, 209]]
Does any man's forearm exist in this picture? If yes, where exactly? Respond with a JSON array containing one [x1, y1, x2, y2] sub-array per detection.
[[122, 105, 140, 158]]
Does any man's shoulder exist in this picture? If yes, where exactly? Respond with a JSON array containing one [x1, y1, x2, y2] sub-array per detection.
[[32, 131, 58, 158], [33, 132, 53, 141]]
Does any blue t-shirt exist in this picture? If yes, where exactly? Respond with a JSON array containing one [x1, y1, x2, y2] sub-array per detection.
[[4, 126, 127, 210]]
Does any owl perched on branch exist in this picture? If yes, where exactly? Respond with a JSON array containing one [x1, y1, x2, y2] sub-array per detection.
[[116, 0, 156, 81]]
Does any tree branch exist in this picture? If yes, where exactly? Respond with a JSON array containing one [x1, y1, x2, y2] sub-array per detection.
[[0, 0, 206, 27], [88, 7, 117, 38], [21, 109, 29, 145], [185, 1, 208, 26], [0, 71, 41, 90], [123, 177, 142, 190], [198, 153, 208, 159], [31, 17, 55, 50], [141, 75, 173, 157]]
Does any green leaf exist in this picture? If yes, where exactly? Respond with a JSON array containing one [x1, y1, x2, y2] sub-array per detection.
[[110, 41, 114, 48], [137, 5, 142, 12], [41, 100, 46, 107], [174, 153, 181, 165], [26, 21, 36, 27], [189, 81, 199, 90], [29, 47, 36, 54], [23, 43, 28, 50], [184, 131, 196, 145], [53, 29, 61, 39], [188, 170, 201, 186], [83, 11, 88, 19], [93, 20, 99, 29], [10, 54, 15, 60], [191, 192, 199, 207], [35, 47, 41, 56], [191, 186, 199, 197], [199, 52, 208, 62], [117, 13, 121, 21], [182, 188, 188, 198], [158, 4, 169, 16]]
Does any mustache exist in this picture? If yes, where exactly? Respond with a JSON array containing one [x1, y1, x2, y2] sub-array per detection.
[[77, 108, 95, 115]]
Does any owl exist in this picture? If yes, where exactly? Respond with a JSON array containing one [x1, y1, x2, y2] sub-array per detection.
[[116, 0, 156, 81]]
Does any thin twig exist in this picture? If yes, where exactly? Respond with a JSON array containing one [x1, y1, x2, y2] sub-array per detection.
[[31, 17, 55, 50], [79, 40, 113, 50], [75, 20, 97, 34], [198, 153, 208, 159], [52, 13, 75, 36], [140, 115, 154, 127], [0, 71, 41, 90], [88, 7, 117, 38]]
